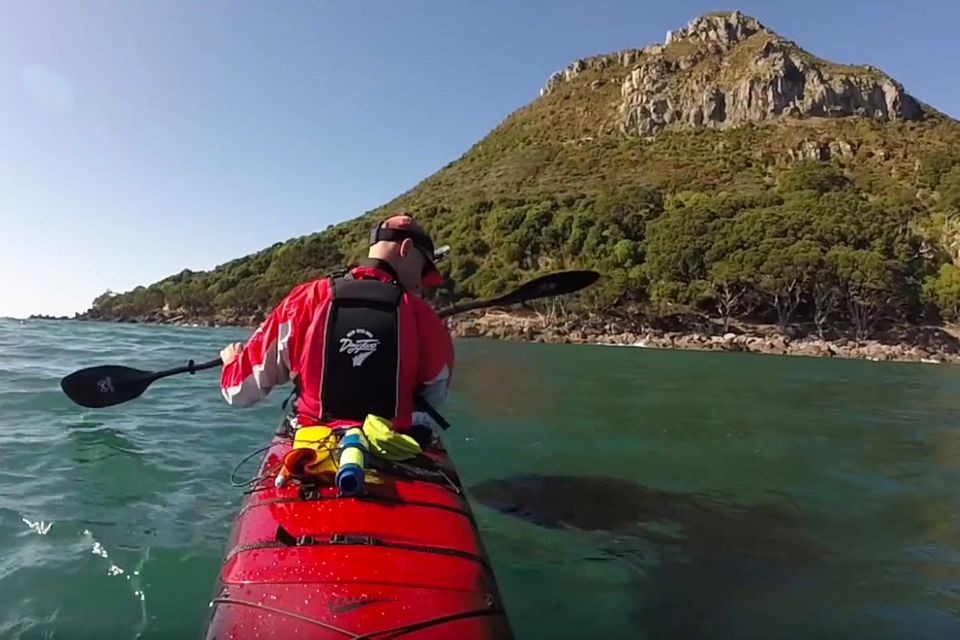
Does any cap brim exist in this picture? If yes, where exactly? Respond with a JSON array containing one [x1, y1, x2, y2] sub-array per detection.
[[419, 246, 447, 288], [423, 270, 443, 288], [422, 256, 444, 287]]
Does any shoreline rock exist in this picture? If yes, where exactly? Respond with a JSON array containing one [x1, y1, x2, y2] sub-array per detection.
[[447, 311, 960, 364], [75, 309, 262, 329], [60, 308, 960, 364]]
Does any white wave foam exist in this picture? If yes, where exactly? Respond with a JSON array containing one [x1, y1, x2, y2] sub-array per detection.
[[83, 529, 150, 635], [21, 518, 52, 535]]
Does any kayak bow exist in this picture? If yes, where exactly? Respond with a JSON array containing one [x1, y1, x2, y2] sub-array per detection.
[[202, 423, 515, 639]]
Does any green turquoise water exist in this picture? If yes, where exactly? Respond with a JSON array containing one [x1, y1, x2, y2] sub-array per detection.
[[1, 318, 958, 639]]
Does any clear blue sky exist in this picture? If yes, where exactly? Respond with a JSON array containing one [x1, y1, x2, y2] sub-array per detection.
[[1, 1, 957, 318]]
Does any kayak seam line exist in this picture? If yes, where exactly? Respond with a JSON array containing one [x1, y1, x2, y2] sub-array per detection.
[[218, 578, 498, 595], [354, 606, 507, 640], [225, 536, 493, 572], [208, 597, 355, 637], [209, 597, 506, 640], [238, 494, 476, 522]]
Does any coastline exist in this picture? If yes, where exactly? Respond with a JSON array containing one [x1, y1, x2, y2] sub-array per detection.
[[40, 309, 960, 364], [447, 310, 960, 364]]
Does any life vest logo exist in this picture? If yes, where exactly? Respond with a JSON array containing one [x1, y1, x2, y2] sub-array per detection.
[[339, 329, 379, 367]]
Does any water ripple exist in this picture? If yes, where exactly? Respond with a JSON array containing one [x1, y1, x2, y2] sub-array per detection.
[[0, 320, 959, 639]]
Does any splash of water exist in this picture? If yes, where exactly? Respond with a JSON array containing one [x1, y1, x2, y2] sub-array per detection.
[[21, 518, 52, 535], [82, 528, 150, 634]]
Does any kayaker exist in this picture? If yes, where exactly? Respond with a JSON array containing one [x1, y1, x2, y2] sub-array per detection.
[[217, 214, 454, 436]]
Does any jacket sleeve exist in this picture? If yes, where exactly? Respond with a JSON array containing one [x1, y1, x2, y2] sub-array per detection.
[[220, 288, 300, 407], [412, 298, 455, 411]]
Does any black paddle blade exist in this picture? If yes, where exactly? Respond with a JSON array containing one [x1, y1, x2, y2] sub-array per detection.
[[60, 365, 155, 408], [495, 270, 600, 307]]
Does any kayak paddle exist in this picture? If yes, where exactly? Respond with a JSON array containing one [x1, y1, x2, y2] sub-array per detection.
[[436, 269, 600, 318], [60, 358, 222, 408], [60, 269, 600, 408]]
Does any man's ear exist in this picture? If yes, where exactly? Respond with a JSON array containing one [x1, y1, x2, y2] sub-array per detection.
[[399, 238, 414, 258]]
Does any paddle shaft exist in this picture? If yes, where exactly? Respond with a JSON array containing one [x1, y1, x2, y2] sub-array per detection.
[[438, 290, 558, 318], [166, 271, 594, 367], [153, 285, 553, 370], [61, 270, 598, 409], [437, 298, 494, 318], [149, 357, 223, 382], [437, 270, 597, 318]]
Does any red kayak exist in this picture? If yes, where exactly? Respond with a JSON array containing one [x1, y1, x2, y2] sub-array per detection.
[[202, 425, 514, 639]]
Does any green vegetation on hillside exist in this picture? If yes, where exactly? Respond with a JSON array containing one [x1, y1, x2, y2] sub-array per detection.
[[644, 162, 924, 338], [88, 155, 960, 337], [85, 16, 960, 338]]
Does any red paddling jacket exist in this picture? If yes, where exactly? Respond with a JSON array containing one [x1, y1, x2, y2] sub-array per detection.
[[220, 260, 454, 431]]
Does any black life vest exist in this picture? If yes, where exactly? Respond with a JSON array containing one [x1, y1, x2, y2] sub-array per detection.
[[319, 275, 403, 423]]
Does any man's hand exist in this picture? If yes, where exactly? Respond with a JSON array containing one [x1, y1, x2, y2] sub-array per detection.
[[220, 342, 243, 366]]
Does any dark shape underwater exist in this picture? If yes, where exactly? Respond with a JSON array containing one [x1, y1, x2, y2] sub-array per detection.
[[469, 474, 830, 640]]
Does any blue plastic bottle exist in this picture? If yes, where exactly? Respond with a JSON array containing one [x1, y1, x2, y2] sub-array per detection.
[[335, 428, 369, 496]]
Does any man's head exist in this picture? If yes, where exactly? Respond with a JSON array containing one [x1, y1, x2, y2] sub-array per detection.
[[368, 214, 447, 293]]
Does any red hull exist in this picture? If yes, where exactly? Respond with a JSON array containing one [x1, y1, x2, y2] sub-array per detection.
[[203, 429, 514, 639]]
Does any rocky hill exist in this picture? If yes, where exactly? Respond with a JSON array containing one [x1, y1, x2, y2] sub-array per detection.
[[85, 11, 960, 349], [544, 12, 922, 137]]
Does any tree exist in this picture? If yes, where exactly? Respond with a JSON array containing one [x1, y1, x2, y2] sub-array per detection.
[[829, 247, 900, 341], [594, 186, 664, 240], [707, 259, 750, 332], [939, 166, 960, 211], [704, 203, 815, 332], [922, 263, 960, 322], [778, 160, 852, 195], [127, 286, 165, 315], [643, 195, 740, 301], [917, 151, 959, 190], [811, 258, 841, 339], [754, 240, 821, 333], [180, 281, 213, 315], [612, 239, 640, 267], [91, 290, 117, 309]]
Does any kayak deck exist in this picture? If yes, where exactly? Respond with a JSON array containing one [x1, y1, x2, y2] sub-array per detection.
[[203, 428, 513, 639]]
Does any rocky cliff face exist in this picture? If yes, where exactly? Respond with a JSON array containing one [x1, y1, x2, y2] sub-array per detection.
[[540, 49, 644, 96], [543, 11, 923, 138]]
